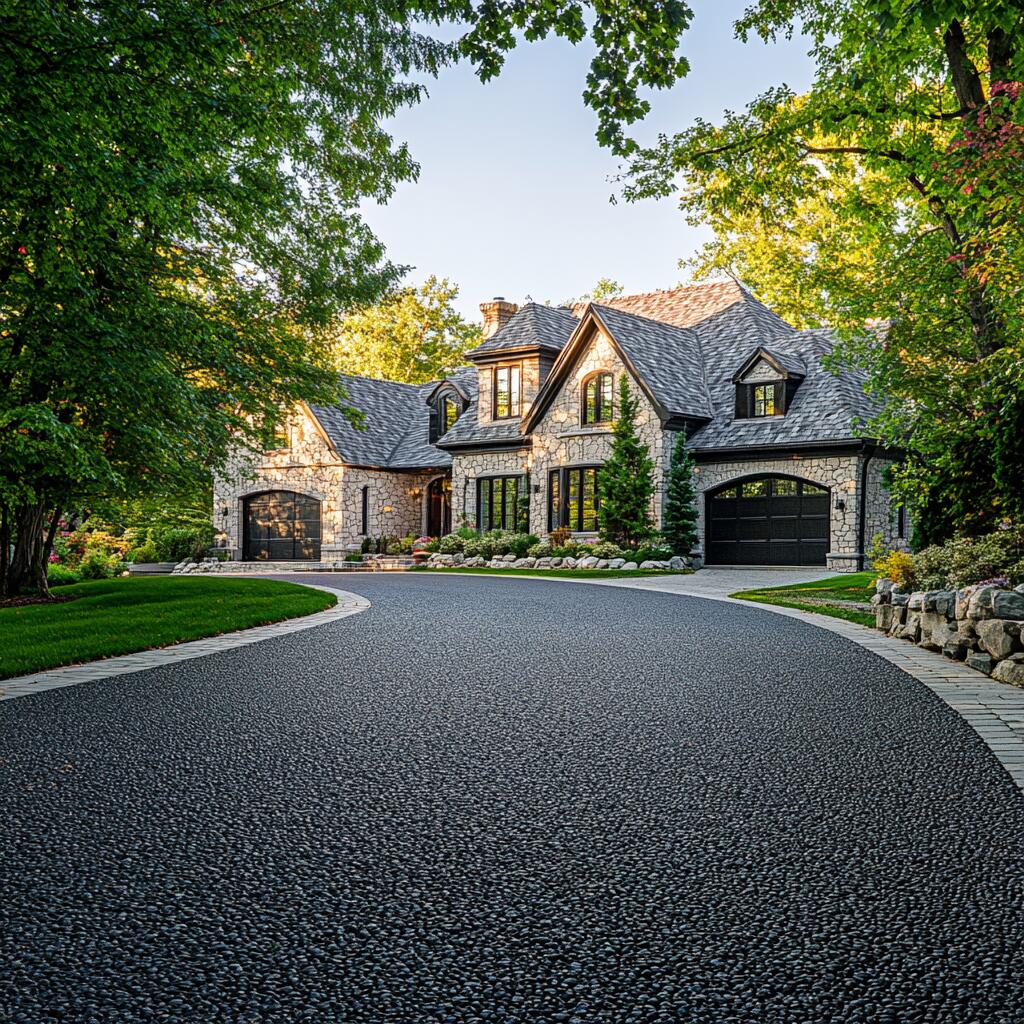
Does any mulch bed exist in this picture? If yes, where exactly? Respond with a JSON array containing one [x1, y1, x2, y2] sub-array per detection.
[[0, 593, 77, 609]]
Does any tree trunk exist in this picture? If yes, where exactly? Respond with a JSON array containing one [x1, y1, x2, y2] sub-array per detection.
[[2, 500, 53, 598]]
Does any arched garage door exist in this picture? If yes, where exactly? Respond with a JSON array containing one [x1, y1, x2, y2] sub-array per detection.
[[706, 476, 828, 566], [243, 491, 321, 561]]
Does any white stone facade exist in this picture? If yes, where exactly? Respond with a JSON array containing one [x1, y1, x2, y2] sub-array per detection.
[[213, 407, 437, 559]]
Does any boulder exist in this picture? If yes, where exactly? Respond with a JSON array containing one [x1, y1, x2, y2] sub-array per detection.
[[535, 557, 552, 569], [577, 556, 599, 569], [875, 605, 894, 631], [933, 590, 956, 617], [908, 592, 925, 611], [976, 619, 1022, 660], [511, 558, 528, 568], [502, 553, 516, 563], [452, 553, 464, 565], [955, 588, 973, 620], [895, 613, 921, 643], [595, 559, 609, 569], [929, 622, 960, 649], [892, 592, 910, 607], [993, 590, 1024, 620], [466, 556, 485, 567], [993, 653, 1024, 687], [639, 560, 658, 570], [608, 558, 625, 569], [942, 642, 969, 662], [669, 556, 687, 570], [562, 557, 577, 568], [621, 561, 638, 570], [875, 578, 895, 597], [966, 651, 995, 675], [1016, 583, 1024, 595], [550, 557, 563, 568]]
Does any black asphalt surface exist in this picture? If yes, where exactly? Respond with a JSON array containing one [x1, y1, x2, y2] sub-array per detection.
[[3, 573, 1024, 1024]]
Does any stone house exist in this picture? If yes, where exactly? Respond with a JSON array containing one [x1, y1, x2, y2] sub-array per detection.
[[213, 281, 905, 571]]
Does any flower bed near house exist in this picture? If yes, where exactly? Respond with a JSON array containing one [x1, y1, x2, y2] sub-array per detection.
[[423, 551, 692, 572], [873, 579, 1024, 685]]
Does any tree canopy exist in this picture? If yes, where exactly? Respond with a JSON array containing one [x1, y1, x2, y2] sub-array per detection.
[[332, 276, 480, 384], [624, 1, 1024, 543], [0, 0, 691, 593]]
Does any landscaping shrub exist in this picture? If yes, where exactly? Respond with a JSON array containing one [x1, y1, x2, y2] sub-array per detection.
[[507, 533, 539, 558], [631, 545, 673, 563], [875, 549, 915, 588], [436, 534, 465, 555], [47, 564, 81, 587], [79, 549, 118, 580], [344, 553, 363, 563], [548, 527, 571, 549], [152, 525, 214, 563], [590, 541, 624, 560], [361, 536, 374, 554], [908, 524, 1024, 589], [127, 537, 159, 563], [399, 533, 416, 554], [455, 524, 478, 541], [527, 541, 551, 559]]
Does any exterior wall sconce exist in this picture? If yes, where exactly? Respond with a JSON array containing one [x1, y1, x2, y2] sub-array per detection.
[[382, 505, 394, 513], [407, 487, 422, 498], [219, 506, 229, 518], [834, 497, 846, 512]]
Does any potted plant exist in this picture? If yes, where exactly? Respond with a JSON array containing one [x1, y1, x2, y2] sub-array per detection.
[[412, 536, 433, 563]]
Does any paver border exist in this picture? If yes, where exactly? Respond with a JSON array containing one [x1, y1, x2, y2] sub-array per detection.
[[0, 583, 369, 702], [402, 569, 1024, 790]]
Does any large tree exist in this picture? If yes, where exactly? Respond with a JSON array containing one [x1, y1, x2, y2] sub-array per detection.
[[624, 2, 1024, 543], [0, 0, 691, 595], [333, 276, 480, 384]]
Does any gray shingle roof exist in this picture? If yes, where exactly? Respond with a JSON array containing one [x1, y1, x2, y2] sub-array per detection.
[[467, 303, 578, 357], [589, 304, 712, 420]]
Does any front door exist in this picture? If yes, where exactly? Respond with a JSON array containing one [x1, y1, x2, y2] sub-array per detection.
[[427, 477, 451, 537]]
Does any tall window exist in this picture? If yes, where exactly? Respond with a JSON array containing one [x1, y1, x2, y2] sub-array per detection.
[[442, 395, 459, 433], [493, 365, 521, 419], [582, 372, 614, 425], [753, 384, 776, 417], [548, 467, 600, 532], [478, 476, 522, 531], [897, 504, 906, 540], [360, 485, 369, 535]]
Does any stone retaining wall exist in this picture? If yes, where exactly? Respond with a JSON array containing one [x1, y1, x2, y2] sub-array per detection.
[[873, 579, 1024, 685], [425, 552, 691, 572]]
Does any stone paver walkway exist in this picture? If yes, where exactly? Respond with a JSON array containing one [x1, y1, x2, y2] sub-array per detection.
[[0, 584, 369, 702]]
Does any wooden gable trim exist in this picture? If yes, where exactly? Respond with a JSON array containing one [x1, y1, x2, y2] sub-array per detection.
[[730, 347, 804, 384]]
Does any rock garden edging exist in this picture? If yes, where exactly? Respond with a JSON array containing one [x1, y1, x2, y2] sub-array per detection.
[[873, 579, 1024, 685], [424, 552, 691, 571]]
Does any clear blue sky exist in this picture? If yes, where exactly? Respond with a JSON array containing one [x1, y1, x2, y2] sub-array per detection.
[[360, 3, 815, 320]]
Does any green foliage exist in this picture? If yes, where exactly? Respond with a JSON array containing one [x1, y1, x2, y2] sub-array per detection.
[[0, 577, 335, 679], [1, 0, 691, 596], [911, 525, 1024, 589], [151, 526, 214, 564], [508, 534, 539, 558], [597, 375, 656, 547], [589, 541, 625, 559], [79, 549, 119, 581], [436, 534, 465, 555], [127, 538, 160, 565], [875, 550, 916, 589], [527, 541, 552, 559], [662, 433, 698, 556], [455, 524, 478, 541], [631, 545, 673, 564], [361, 536, 375, 555], [333, 277, 481, 384], [345, 553, 364, 563], [47, 564, 81, 587], [624, 3, 1024, 541]]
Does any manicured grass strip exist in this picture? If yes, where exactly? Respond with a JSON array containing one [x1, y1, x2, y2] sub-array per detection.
[[730, 572, 877, 628], [410, 566, 691, 579], [731, 592, 875, 627], [0, 577, 336, 679]]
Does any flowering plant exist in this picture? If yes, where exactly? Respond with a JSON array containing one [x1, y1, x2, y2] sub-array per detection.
[[413, 536, 432, 549]]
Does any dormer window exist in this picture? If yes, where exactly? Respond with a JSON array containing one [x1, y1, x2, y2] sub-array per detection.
[[431, 388, 463, 441], [582, 371, 614, 425], [493, 364, 521, 419], [731, 348, 805, 420]]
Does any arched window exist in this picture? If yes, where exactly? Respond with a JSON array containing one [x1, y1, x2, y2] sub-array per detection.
[[430, 389, 462, 441], [582, 372, 614, 425]]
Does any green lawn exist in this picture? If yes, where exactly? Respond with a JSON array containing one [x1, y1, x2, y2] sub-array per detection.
[[0, 577, 336, 680], [410, 566, 691, 579], [730, 571, 877, 627]]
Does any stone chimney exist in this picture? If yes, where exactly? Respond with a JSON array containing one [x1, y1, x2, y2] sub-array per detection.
[[480, 297, 518, 339]]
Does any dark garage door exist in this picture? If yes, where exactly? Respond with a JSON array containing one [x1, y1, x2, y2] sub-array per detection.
[[243, 491, 321, 561], [706, 476, 828, 566]]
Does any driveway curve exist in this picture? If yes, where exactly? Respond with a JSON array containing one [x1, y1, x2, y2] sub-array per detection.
[[2, 573, 1023, 1024]]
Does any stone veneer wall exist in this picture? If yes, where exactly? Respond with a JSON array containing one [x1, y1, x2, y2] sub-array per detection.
[[527, 328, 668, 535], [476, 358, 543, 425], [213, 407, 437, 559], [450, 448, 531, 529]]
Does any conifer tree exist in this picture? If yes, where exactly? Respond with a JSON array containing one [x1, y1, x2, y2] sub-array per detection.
[[663, 432, 698, 556], [598, 375, 655, 548]]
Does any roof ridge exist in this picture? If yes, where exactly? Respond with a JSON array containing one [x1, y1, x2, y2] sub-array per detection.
[[591, 300, 700, 335]]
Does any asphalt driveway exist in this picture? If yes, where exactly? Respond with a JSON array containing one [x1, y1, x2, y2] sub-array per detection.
[[2, 573, 1023, 1023]]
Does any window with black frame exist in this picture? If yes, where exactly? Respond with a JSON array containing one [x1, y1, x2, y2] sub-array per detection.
[[493, 365, 521, 419], [477, 476, 522, 531], [548, 466, 600, 532], [582, 372, 614, 425]]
